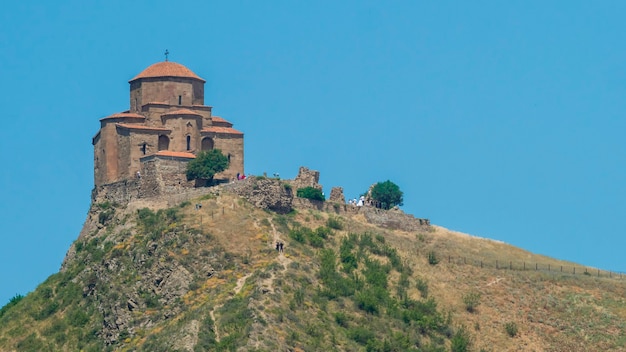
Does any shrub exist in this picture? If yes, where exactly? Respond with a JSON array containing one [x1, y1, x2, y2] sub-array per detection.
[[347, 326, 375, 345], [289, 226, 307, 243], [0, 293, 24, 318], [504, 322, 518, 337], [67, 307, 90, 326], [450, 325, 472, 352], [463, 291, 481, 313], [326, 216, 343, 230], [370, 180, 404, 209], [296, 186, 325, 201], [428, 251, 439, 265], [98, 209, 115, 225], [416, 277, 428, 298], [334, 312, 349, 327]]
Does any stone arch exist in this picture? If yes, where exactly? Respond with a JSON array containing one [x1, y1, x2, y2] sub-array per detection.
[[201, 137, 214, 151], [158, 135, 170, 151]]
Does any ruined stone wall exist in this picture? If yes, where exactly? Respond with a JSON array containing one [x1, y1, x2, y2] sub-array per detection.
[[289, 166, 322, 192]]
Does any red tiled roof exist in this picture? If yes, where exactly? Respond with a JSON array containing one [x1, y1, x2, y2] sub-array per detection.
[[116, 123, 170, 132], [162, 108, 202, 116], [130, 62, 205, 82], [211, 116, 228, 123], [154, 150, 196, 158], [201, 126, 243, 135], [101, 112, 145, 120], [210, 116, 233, 127]]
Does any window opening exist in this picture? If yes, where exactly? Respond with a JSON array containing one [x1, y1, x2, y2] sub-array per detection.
[[186, 136, 191, 151], [178, 95, 182, 105], [141, 143, 147, 155]]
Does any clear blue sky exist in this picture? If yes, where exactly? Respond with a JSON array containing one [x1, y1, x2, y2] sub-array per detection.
[[1, 1, 625, 305]]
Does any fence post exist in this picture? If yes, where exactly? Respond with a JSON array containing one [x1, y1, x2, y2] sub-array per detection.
[[510, 261, 512, 270], [448, 256, 451, 264], [496, 260, 499, 269], [535, 263, 538, 271]]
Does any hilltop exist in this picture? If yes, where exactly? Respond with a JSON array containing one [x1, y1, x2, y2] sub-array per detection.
[[1, 171, 625, 352]]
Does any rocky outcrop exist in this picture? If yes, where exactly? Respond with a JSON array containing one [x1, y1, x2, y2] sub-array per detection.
[[225, 176, 294, 214], [361, 206, 430, 231]]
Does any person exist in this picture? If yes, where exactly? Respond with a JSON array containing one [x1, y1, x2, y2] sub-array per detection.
[[276, 241, 280, 251], [136, 171, 141, 179], [279, 242, 284, 253]]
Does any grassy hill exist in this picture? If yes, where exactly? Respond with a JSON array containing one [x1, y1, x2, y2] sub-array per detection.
[[1, 188, 625, 351]]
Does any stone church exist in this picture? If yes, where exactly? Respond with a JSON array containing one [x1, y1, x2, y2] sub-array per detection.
[[92, 60, 244, 188]]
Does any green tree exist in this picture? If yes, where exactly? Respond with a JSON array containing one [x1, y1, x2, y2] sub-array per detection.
[[186, 149, 229, 183], [370, 180, 403, 209]]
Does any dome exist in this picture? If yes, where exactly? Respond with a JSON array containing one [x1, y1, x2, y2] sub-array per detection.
[[130, 61, 205, 82]]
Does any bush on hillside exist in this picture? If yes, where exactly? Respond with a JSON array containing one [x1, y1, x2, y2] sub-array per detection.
[[296, 186, 325, 201]]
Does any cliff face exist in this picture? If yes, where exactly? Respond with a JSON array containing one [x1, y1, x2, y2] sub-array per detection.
[[2, 173, 626, 351]]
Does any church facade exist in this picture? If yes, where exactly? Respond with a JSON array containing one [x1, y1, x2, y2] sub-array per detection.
[[92, 61, 244, 188]]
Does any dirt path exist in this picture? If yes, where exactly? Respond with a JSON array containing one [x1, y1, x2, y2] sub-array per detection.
[[234, 273, 252, 294], [269, 218, 291, 269], [210, 271, 253, 343], [211, 217, 289, 343]]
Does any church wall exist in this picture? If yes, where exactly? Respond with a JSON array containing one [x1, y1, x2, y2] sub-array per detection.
[[117, 129, 132, 181], [128, 132, 158, 177], [139, 157, 195, 197], [213, 135, 244, 180], [138, 78, 195, 107], [192, 81, 204, 105], [142, 106, 168, 127], [102, 123, 120, 185], [130, 81, 142, 112], [162, 117, 201, 152]]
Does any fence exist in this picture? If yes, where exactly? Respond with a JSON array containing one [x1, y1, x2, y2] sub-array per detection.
[[438, 254, 625, 280]]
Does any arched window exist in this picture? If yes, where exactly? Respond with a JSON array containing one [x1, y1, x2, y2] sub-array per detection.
[[141, 143, 147, 155], [201, 137, 214, 151], [228, 153, 231, 163], [178, 95, 182, 105], [158, 135, 170, 151], [186, 135, 191, 151]]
